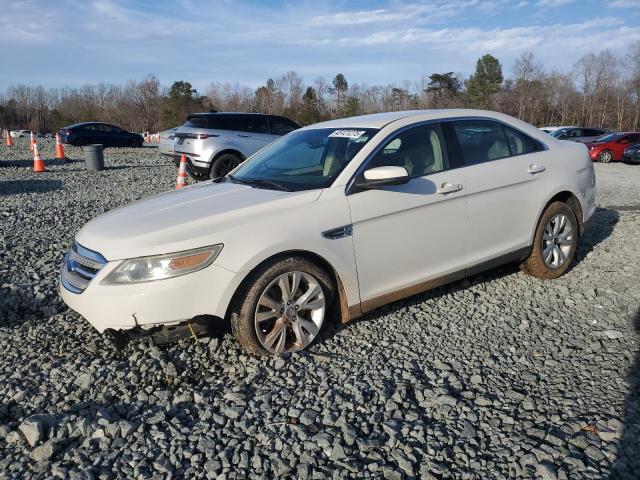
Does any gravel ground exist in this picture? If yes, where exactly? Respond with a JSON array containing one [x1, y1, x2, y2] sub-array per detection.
[[1, 139, 639, 479]]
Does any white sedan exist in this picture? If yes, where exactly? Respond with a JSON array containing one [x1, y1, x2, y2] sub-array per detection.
[[60, 109, 596, 355]]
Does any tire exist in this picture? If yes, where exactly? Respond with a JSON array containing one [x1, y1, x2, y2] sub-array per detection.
[[230, 257, 335, 356], [210, 153, 241, 180], [598, 150, 613, 163], [520, 201, 579, 279]]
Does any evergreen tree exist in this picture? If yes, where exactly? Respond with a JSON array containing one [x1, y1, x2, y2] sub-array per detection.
[[465, 55, 503, 108], [300, 87, 321, 125]]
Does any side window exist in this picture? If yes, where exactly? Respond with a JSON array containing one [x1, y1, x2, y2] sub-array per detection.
[[502, 126, 540, 155], [588, 129, 605, 137], [451, 120, 510, 165], [270, 116, 300, 136], [626, 134, 640, 143], [82, 125, 96, 131], [568, 129, 583, 138], [235, 115, 269, 134], [368, 124, 449, 177]]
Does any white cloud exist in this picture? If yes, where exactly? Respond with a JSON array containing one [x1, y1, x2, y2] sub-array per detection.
[[608, 0, 640, 7], [536, 0, 577, 6]]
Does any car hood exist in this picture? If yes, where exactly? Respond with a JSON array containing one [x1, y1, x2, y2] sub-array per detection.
[[76, 182, 321, 261]]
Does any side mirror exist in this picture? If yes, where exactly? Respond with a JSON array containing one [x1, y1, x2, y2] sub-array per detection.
[[355, 166, 409, 189]]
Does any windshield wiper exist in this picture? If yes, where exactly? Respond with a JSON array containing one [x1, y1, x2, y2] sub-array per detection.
[[227, 175, 291, 192]]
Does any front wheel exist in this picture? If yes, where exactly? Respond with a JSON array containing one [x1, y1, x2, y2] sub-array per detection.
[[598, 150, 613, 163], [210, 153, 241, 180], [230, 257, 335, 356], [520, 201, 578, 279]]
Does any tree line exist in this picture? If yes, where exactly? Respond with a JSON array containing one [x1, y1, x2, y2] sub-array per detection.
[[2, 43, 640, 134]]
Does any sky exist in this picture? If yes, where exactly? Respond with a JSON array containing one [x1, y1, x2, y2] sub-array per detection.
[[1, 0, 639, 92]]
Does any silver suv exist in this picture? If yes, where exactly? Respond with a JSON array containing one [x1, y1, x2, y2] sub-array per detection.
[[174, 112, 300, 180]]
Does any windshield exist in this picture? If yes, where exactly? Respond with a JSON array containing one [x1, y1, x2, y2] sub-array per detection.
[[550, 129, 569, 138], [230, 127, 378, 191], [596, 133, 624, 142]]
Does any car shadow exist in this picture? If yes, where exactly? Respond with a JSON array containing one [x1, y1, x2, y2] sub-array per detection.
[[612, 308, 640, 478], [0, 179, 64, 195], [574, 207, 619, 263]]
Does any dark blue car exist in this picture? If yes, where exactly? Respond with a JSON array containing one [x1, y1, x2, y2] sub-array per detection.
[[59, 122, 143, 148]]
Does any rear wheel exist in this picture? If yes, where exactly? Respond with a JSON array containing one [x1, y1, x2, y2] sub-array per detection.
[[230, 257, 335, 356], [520, 201, 578, 279], [598, 150, 613, 163], [210, 153, 241, 180]]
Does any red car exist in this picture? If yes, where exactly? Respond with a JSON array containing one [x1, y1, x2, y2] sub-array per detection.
[[587, 132, 640, 163]]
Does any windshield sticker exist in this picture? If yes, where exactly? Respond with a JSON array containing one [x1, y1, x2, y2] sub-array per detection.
[[329, 130, 365, 139]]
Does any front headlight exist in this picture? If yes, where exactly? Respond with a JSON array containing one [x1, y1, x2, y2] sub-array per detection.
[[101, 245, 223, 284]]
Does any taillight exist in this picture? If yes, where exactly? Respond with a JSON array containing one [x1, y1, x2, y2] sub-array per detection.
[[196, 134, 211, 140]]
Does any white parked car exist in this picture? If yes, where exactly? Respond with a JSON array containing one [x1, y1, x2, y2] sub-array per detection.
[[60, 109, 596, 355], [10, 129, 31, 138]]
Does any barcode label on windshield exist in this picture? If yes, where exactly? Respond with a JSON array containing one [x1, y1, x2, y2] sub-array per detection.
[[329, 130, 365, 139]]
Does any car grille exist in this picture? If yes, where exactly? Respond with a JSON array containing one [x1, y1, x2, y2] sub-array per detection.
[[61, 241, 107, 294]]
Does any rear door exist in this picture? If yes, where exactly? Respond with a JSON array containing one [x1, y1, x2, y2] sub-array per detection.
[[446, 119, 549, 270], [232, 115, 273, 157], [90, 124, 110, 146]]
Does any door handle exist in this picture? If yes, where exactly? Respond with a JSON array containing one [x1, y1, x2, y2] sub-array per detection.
[[436, 182, 463, 194], [237, 134, 250, 138], [527, 164, 546, 174]]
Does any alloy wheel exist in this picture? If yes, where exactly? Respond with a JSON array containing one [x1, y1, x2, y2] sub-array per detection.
[[542, 213, 573, 268], [600, 151, 612, 163], [254, 271, 325, 354]]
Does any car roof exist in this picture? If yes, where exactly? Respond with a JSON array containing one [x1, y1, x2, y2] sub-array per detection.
[[188, 112, 267, 117], [66, 121, 117, 128], [302, 109, 535, 130]]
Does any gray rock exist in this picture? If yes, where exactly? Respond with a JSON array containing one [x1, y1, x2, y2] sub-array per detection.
[[19, 417, 43, 447], [74, 373, 94, 389], [31, 440, 56, 462], [536, 461, 558, 480]]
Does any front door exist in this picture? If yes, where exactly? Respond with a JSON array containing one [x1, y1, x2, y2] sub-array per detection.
[[347, 123, 468, 310]]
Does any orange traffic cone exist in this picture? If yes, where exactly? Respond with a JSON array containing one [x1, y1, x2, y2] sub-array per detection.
[[29, 131, 36, 151], [6, 130, 13, 147], [175, 154, 188, 189], [33, 143, 46, 172], [55, 133, 67, 161], [156, 132, 160, 144]]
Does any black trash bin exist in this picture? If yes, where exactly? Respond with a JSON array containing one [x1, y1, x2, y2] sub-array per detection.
[[82, 144, 104, 171]]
